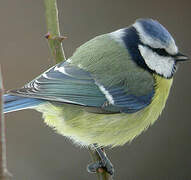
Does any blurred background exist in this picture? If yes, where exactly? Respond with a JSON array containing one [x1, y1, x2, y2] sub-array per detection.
[[0, 0, 191, 179]]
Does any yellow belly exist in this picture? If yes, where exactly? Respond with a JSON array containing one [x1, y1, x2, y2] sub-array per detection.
[[36, 75, 173, 147]]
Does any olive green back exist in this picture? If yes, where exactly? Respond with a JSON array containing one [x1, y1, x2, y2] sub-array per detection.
[[71, 34, 154, 96]]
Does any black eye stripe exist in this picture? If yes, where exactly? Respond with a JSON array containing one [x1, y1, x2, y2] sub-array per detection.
[[140, 42, 171, 57], [149, 46, 170, 57]]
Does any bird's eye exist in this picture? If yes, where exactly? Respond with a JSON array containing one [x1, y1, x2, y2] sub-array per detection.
[[152, 48, 170, 57], [141, 43, 171, 57]]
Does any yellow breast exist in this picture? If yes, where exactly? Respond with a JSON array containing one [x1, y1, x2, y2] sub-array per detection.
[[146, 74, 173, 126], [36, 74, 173, 147]]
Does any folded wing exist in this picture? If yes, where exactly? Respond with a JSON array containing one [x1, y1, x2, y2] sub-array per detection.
[[9, 61, 154, 113]]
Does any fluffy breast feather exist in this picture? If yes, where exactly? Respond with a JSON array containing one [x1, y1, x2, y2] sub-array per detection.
[[35, 75, 173, 148]]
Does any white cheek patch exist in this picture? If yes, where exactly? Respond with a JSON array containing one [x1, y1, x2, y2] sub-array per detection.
[[139, 45, 175, 78]]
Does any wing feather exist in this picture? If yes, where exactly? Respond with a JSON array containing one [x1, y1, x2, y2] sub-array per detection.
[[9, 61, 154, 114]]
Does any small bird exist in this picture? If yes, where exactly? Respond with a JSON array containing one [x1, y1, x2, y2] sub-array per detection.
[[3, 18, 188, 175]]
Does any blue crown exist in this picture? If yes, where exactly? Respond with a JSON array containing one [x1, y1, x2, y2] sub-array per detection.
[[136, 19, 173, 44]]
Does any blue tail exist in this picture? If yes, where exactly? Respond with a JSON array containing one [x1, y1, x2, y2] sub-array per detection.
[[3, 94, 44, 113]]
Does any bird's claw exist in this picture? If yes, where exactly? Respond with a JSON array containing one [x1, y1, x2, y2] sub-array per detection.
[[87, 159, 114, 176], [87, 161, 102, 173]]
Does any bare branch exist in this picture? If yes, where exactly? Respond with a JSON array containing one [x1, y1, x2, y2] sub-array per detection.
[[0, 67, 12, 180], [44, 0, 66, 63]]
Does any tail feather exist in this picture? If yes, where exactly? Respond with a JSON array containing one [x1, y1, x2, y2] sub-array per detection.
[[3, 94, 44, 113]]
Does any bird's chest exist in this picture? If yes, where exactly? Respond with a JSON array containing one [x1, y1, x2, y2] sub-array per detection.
[[35, 75, 173, 147], [141, 75, 173, 127], [150, 75, 173, 114]]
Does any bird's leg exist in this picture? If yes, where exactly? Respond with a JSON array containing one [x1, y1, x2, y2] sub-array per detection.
[[87, 144, 114, 176]]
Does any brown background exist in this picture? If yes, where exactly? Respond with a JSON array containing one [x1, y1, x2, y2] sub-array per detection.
[[0, 0, 191, 179]]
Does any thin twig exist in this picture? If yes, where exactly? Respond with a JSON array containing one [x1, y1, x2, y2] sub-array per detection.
[[44, 1, 111, 179], [44, 0, 66, 63], [0, 67, 12, 180]]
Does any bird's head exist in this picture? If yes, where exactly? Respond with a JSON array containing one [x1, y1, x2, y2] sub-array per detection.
[[110, 18, 188, 78]]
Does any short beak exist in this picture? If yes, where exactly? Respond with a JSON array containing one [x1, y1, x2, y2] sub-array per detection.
[[175, 52, 189, 62]]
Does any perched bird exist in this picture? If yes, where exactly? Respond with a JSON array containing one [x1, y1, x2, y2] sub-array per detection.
[[4, 18, 188, 175]]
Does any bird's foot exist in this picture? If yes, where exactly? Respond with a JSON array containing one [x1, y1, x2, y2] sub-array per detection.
[[87, 145, 114, 176], [87, 158, 114, 176]]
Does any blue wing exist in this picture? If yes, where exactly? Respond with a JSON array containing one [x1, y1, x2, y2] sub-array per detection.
[[9, 61, 154, 113], [102, 86, 154, 113], [3, 94, 43, 113], [9, 62, 106, 107]]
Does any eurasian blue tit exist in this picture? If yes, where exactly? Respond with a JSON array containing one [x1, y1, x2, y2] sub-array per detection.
[[3, 18, 188, 175]]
